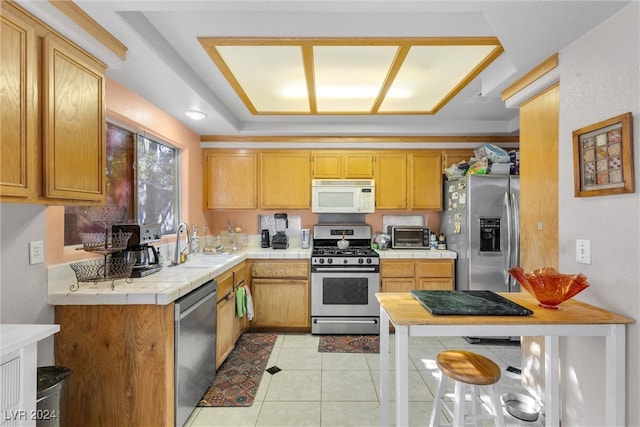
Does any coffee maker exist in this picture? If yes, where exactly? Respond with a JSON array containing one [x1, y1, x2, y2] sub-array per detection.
[[112, 223, 162, 277], [271, 213, 289, 249]]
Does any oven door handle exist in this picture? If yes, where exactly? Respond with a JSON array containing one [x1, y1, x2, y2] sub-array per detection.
[[311, 267, 378, 273], [313, 319, 379, 324]]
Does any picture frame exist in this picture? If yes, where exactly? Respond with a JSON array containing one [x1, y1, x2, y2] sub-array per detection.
[[573, 112, 634, 197]]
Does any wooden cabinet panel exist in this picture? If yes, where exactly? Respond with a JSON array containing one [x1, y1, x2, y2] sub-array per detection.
[[43, 35, 105, 201], [410, 152, 443, 210], [251, 260, 309, 278], [415, 260, 454, 278], [381, 259, 454, 291], [55, 304, 174, 426], [204, 152, 258, 209], [251, 278, 309, 328], [381, 278, 415, 293], [312, 151, 374, 178], [417, 278, 453, 290], [520, 85, 559, 271], [249, 260, 310, 329], [374, 153, 408, 209], [216, 261, 249, 368], [312, 152, 342, 178], [260, 152, 311, 208], [442, 149, 475, 172], [216, 269, 234, 300], [381, 260, 415, 278], [216, 292, 236, 369], [344, 153, 374, 178], [1, 3, 106, 204], [0, 7, 36, 198]]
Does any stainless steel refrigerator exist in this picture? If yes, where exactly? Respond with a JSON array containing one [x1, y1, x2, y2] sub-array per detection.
[[441, 174, 520, 294]]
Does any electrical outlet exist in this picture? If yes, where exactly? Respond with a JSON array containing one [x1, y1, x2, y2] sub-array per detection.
[[576, 239, 591, 264], [29, 240, 44, 264]]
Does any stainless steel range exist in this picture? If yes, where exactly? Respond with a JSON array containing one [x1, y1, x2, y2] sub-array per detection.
[[311, 223, 380, 335]]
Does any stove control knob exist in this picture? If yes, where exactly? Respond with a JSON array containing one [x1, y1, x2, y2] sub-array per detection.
[[343, 259, 348, 264], [327, 258, 332, 264], [319, 258, 325, 264], [358, 258, 364, 264], [366, 258, 372, 264]]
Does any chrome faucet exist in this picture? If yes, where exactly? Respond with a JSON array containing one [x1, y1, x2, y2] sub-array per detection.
[[172, 222, 191, 265]]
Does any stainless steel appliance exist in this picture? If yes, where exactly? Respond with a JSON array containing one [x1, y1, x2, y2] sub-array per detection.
[[260, 229, 270, 248], [301, 229, 311, 249], [271, 213, 289, 249], [112, 223, 163, 277], [311, 223, 380, 335], [174, 280, 217, 427], [387, 225, 431, 249], [312, 179, 375, 213], [441, 175, 520, 292], [441, 174, 520, 342]]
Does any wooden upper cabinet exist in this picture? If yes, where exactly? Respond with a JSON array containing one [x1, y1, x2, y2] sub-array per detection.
[[260, 152, 311, 209], [374, 153, 408, 210], [204, 151, 258, 209], [0, 7, 36, 198], [344, 153, 374, 178], [43, 35, 106, 202], [410, 152, 443, 210], [1, 3, 107, 204], [441, 149, 475, 173], [312, 151, 374, 178]]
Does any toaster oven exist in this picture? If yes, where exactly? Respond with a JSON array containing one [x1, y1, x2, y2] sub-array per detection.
[[388, 226, 431, 249]]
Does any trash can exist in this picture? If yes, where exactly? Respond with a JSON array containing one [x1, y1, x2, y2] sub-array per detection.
[[36, 366, 71, 427]]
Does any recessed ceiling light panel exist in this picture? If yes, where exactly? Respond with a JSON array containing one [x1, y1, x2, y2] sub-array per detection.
[[199, 37, 504, 116]]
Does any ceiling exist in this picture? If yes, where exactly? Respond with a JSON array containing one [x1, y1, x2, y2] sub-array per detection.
[[19, 1, 630, 139]]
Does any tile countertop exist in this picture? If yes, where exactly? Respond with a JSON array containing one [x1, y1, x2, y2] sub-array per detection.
[[47, 244, 312, 306], [376, 249, 457, 259], [47, 242, 456, 306]]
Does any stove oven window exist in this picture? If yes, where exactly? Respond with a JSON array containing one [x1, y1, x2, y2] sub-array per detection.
[[322, 278, 369, 305]]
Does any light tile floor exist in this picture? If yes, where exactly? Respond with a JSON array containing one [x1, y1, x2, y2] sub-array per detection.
[[186, 333, 544, 427]]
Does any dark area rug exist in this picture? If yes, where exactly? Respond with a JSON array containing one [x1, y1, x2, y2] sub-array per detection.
[[318, 334, 380, 353], [198, 332, 278, 407]]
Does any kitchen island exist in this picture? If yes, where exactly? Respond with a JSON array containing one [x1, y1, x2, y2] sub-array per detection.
[[377, 292, 634, 427]]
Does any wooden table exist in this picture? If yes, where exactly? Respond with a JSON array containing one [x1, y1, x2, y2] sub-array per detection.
[[376, 292, 634, 427]]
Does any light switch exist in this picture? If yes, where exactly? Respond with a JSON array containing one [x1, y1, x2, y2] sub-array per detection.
[[576, 239, 591, 264]]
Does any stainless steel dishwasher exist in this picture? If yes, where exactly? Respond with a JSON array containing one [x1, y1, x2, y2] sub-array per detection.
[[174, 280, 217, 426]]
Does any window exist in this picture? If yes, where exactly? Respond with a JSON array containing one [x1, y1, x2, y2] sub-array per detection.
[[64, 123, 180, 246]]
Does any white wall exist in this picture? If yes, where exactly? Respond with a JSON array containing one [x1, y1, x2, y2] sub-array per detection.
[[0, 203, 55, 365], [558, 3, 640, 425]]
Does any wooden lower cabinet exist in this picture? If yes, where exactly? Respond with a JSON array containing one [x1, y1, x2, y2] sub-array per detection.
[[381, 259, 454, 292], [54, 304, 175, 427], [216, 261, 248, 368], [216, 269, 236, 369], [249, 260, 310, 330]]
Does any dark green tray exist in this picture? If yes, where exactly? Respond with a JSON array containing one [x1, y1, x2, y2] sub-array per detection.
[[410, 290, 533, 316]]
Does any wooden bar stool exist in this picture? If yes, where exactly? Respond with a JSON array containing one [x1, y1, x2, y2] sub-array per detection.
[[429, 350, 505, 427]]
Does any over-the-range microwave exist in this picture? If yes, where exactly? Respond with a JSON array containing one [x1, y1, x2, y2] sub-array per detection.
[[311, 179, 375, 213]]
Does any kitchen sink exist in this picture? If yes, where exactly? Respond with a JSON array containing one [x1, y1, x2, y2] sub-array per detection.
[[180, 254, 238, 268]]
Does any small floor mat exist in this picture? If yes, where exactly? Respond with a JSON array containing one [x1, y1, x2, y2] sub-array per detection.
[[318, 334, 379, 353], [198, 333, 278, 407]]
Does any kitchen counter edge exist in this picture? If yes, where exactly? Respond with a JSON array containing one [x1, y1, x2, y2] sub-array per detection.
[[47, 247, 312, 306], [47, 247, 456, 306]]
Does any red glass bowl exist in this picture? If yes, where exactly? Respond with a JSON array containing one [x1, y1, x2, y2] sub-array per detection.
[[508, 266, 590, 309]]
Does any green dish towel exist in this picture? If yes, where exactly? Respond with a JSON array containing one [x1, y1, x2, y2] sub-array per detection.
[[236, 286, 246, 318]]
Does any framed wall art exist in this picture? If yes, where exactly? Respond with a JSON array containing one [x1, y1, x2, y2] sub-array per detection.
[[573, 112, 634, 197]]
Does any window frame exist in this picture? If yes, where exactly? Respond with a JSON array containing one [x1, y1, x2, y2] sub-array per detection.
[[63, 121, 181, 247]]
